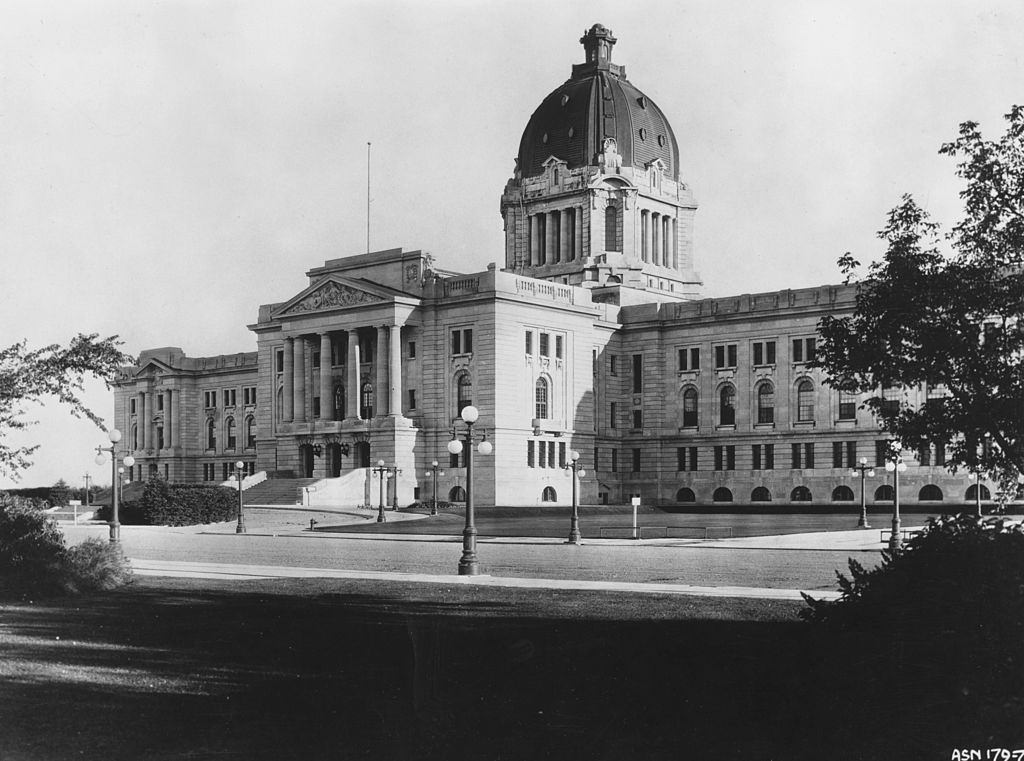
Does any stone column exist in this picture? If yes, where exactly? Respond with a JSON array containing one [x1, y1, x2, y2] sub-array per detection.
[[559, 209, 570, 263], [672, 217, 679, 270], [663, 216, 670, 266], [170, 388, 180, 447], [577, 206, 584, 260], [652, 212, 660, 266], [389, 324, 402, 417], [545, 211, 557, 264], [640, 211, 648, 261], [347, 328, 361, 419], [283, 338, 294, 422], [136, 392, 144, 450], [141, 391, 151, 450], [375, 325, 388, 416], [162, 390, 171, 449], [529, 215, 540, 266], [292, 336, 306, 423], [319, 332, 333, 419]]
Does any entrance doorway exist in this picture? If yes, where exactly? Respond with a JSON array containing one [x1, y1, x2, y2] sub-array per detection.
[[326, 443, 343, 477], [299, 444, 315, 478], [354, 441, 371, 468]]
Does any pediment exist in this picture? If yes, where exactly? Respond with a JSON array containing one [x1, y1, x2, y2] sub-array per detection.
[[134, 359, 173, 378], [273, 277, 388, 318]]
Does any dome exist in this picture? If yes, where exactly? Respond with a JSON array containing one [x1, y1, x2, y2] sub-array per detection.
[[516, 24, 680, 181]]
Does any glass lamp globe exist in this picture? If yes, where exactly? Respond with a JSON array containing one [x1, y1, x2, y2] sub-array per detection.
[[460, 405, 479, 424], [447, 439, 463, 455], [885, 461, 895, 472], [478, 439, 493, 456], [108, 428, 122, 444], [236, 460, 245, 470], [570, 450, 580, 462], [123, 455, 135, 468], [579, 469, 587, 478], [897, 462, 907, 472], [867, 470, 875, 478], [431, 460, 438, 468], [94, 453, 107, 466]]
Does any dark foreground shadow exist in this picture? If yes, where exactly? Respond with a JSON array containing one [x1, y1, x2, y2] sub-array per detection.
[[0, 579, 1018, 760]]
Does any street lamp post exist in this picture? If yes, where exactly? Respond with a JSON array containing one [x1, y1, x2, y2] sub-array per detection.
[[563, 450, 586, 545], [234, 460, 246, 534], [82, 473, 92, 512], [94, 429, 134, 544], [884, 441, 908, 551], [850, 457, 875, 529], [447, 405, 493, 576], [390, 464, 402, 510], [425, 460, 444, 515], [374, 460, 389, 523]]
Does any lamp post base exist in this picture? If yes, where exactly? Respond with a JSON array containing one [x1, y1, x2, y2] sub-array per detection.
[[458, 555, 479, 575], [857, 516, 871, 529], [108, 523, 120, 543], [889, 516, 902, 551]]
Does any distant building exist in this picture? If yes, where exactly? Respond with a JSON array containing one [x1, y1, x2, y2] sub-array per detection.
[[113, 25, 978, 508]]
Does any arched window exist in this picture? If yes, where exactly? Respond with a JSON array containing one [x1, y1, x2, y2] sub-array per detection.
[[676, 487, 696, 503], [712, 487, 733, 503], [797, 380, 815, 422], [874, 484, 895, 502], [682, 387, 698, 427], [542, 486, 557, 502], [791, 486, 813, 502], [751, 486, 772, 502], [334, 385, 345, 419], [919, 484, 943, 501], [245, 416, 256, 449], [720, 385, 736, 426], [535, 377, 550, 420], [831, 485, 855, 501], [605, 205, 620, 251], [757, 383, 775, 424], [206, 418, 216, 450], [361, 382, 374, 419], [457, 374, 472, 415], [225, 417, 236, 451], [965, 484, 991, 501], [449, 485, 467, 502]]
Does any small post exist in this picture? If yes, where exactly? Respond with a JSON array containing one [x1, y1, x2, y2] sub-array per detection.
[[631, 496, 640, 540]]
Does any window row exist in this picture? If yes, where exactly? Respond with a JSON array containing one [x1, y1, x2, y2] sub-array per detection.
[[205, 416, 257, 451], [674, 338, 816, 371], [201, 461, 257, 482], [673, 483, 950, 504], [676, 379, 847, 428], [199, 387, 257, 409], [525, 330, 564, 359], [526, 440, 569, 469]]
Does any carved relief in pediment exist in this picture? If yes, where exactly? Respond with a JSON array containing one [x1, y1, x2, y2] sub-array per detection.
[[283, 281, 383, 315]]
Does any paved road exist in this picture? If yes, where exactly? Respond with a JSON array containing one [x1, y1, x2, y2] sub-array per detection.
[[61, 517, 882, 593]]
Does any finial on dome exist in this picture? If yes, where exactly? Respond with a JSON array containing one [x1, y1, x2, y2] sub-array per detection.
[[580, 24, 616, 66]]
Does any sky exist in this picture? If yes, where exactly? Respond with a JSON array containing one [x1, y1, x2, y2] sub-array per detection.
[[1, 0, 1021, 489]]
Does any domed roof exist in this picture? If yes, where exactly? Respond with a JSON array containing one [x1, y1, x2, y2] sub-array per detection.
[[516, 24, 680, 181]]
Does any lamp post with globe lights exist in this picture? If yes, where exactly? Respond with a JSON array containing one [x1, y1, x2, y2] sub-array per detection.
[[94, 429, 134, 544], [424, 460, 444, 515], [234, 460, 246, 534], [884, 441, 908, 550], [850, 457, 875, 529], [447, 405, 492, 575], [563, 450, 586, 545], [373, 460, 389, 523]]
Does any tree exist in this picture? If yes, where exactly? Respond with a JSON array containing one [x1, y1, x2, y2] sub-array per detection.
[[49, 478, 71, 507], [816, 106, 1024, 480], [0, 334, 131, 480]]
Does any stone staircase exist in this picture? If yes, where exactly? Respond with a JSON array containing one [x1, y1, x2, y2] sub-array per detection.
[[241, 478, 321, 506]]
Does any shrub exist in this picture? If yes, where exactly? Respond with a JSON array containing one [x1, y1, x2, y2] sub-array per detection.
[[0, 493, 67, 592], [802, 514, 1024, 750], [95, 479, 238, 526], [59, 537, 133, 593], [407, 500, 454, 512]]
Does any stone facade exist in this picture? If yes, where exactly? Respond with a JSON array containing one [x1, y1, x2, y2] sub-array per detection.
[[110, 24, 982, 509]]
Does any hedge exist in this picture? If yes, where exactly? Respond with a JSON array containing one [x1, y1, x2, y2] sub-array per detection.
[[95, 479, 239, 526]]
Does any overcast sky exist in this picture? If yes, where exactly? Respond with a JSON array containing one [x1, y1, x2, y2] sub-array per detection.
[[1, 0, 1021, 489]]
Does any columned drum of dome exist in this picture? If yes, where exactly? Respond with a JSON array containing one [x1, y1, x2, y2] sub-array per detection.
[[500, 24, 702, 302]]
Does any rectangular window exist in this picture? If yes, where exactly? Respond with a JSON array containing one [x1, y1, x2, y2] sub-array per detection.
[[792, 443, 802, 469], [312, 397, 320, 418], [714, 344, 737, 369], [559, 442, 567, 468], [555, 335, 563, 359], [223, 463, 230, 481], [223, 389, 236, 407], [918, 445, 931, 466], [408, 341, 416, 359], [714, 446, 724, 471], [611, 449, 618, 472], [678, 347, 700, 371], [540, 333, 550, 357], [632, 409, 643, 429], [157, 395, 164, 411], [632, 448, 641, 473], [792, 337, 817, 363], [549, 442, 556, 469], [753, 340, 776, 366], [765, 444, 774, 470], [846, 442, 857, 468], [276, 350, 284, 373], [204, 391, 216, 409], [527, 440, 535, 467], [726, 445, 735, 470], [609, 402, 617, 429], [593, 447, 599, 471], [689, 446, 698, 472], [312, 350, 320, 369], [753, 444, 762, 470], [833, 442, 844, 468], [451, 328, 473, 355], [129, 398, 137, 414], [875, 440, 887, 467], [935, 442, 946, 466], [806, 338, 816, 362], [632, 354, 643, 393], [450, 452, 460, 468], [838, 390, 857, 420], [538, 441, 547, 468], [452, 330, 460, 355], [408, 389, 417, 409], [243, 387, 257, 405], [678, 348, 687, 371], [610, 355, 617, 375], [805, 443, 815, 469], [677, 447, 686, 471], [690, 348, 700, 370], [525, 332, 533, 355]]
